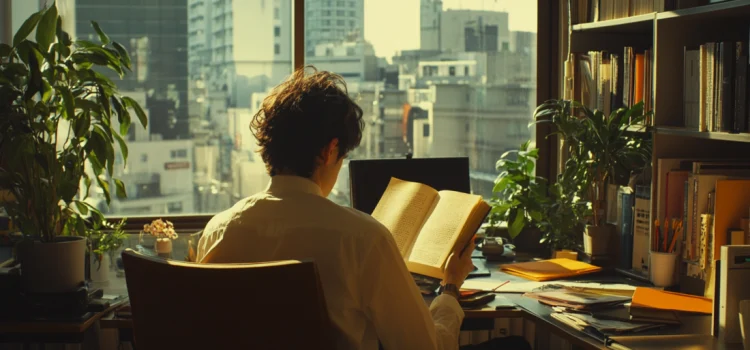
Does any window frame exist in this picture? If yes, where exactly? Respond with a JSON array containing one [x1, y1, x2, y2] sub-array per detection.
[[46, 0, 557, 231]]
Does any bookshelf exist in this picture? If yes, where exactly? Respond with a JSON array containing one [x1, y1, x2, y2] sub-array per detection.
[[565, 0, 750, 289]]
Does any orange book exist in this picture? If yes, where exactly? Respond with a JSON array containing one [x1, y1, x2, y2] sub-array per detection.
[[634, 53, 645, 104], [631, 287, 712, 314], [499, 258, 602, 282], [713, 180, 750, 261]]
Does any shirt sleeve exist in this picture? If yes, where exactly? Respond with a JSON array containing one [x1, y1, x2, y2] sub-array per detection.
[[361, 230, 464, 350]]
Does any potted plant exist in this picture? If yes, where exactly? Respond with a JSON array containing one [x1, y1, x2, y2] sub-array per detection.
[[0, 3, 147, 293], [141, 219, 178, 258], [538, 159, 588, 258], [86, 218, 127, 283], [534, 100, 651, 256], [487, 140, 548, 253]]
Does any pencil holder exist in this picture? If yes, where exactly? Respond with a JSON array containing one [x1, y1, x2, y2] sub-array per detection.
[[650, 250, 678, 287]]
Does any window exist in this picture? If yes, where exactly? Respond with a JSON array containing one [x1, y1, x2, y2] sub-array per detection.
[[170, 149, 188, 158], [17, 0, 537, 217]]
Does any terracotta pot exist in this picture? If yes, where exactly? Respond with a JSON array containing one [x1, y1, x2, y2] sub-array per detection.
[[155, 238, 172, 254], [18, 236, 86, 293], [584, 225, 612, 256]]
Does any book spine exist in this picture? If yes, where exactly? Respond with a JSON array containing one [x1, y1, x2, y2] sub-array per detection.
[[721, 41, 735, 132], [623, 47, 632, 107], [706, 42, 715, 132], [621, 191, 634, 269], [683, 179, 689, 260], [734, 41, 748, 133], [700, 44, 708, 132]]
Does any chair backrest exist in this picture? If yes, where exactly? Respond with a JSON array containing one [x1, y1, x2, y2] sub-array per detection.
[[121, 249, 334, 350]]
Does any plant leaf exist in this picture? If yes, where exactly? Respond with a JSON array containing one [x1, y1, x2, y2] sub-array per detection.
[[509, 210, 525, 239], [75, 200, 89, 215], [114, 178, 127, 199], [13, 11, 43, 47], [96, 175, 111, 204], [123, 96, 148, 128], [59, 86, 75, 120], [0, 43, 11, 57], [113, 131, 129, 166], [35, 3, 58, 52], [91, 21, 111, 45]]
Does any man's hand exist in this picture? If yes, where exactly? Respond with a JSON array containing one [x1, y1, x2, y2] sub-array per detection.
[[442, 238, 476, 290]]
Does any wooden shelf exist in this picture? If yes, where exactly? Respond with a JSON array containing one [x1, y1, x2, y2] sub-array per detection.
[[656, 127, 750, 143], [657, 0, 750, 20], [626, 125, 651, 133], [572, 13, 655, 33]]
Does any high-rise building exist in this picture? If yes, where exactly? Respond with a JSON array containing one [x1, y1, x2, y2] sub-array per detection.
[[75, 0, 189, 141], [188, 0, 292, 110], [304, 0, 364, 56], [439, 10, 510, 54], [420, 0, 442, 51]]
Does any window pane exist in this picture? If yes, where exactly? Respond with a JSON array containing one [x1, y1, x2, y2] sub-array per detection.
[[305, 0, 538, 205], [72, 0, 292, 216]]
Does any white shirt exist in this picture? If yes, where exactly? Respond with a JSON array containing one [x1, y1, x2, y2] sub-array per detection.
[[196, 175, 464, 350]]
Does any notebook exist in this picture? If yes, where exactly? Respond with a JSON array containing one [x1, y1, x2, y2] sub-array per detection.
[[631, 287, 712, 314], [500, 258, 602, 281], [524, 290, 631, 311]]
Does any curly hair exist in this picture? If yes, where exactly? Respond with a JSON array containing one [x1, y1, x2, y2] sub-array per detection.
[[251, 67, 364, 177]]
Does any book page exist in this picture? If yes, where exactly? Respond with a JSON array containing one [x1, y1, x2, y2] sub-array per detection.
[[371, 178, 438, 257], [407, 190, 481, 269]]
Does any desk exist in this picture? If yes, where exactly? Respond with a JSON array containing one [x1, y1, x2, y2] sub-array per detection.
[[0, 250, 738, 350]]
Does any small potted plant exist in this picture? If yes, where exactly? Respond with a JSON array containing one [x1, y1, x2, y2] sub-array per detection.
[[86, 219, 127, 283], [0, 4, 147, 293], [534, 100, 651, 256], [488, 140, 548, 253], [141, 219, 178, 257]]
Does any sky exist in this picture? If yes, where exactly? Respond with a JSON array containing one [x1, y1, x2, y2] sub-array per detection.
[[364, 0, 538, 58]]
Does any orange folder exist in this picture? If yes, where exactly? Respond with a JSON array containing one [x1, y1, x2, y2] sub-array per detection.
[[631, 287, 712, 314], [499, 258, 602, 282]]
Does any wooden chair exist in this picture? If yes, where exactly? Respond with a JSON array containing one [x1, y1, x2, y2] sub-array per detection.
[[121, 249, 334, 350]]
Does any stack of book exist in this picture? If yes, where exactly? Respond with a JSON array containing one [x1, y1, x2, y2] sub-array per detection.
[[683, 38, 750, 133], [570, 0, 715, 24], [655, 158, 750, 296], [575, 47, 652, 122], [524, 289, 631, 311]]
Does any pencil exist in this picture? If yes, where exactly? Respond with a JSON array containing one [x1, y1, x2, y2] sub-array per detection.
[[654, 219, 660, 251], [668, 223, 681, 253]]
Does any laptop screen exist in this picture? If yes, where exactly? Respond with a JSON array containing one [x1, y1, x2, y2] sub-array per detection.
[[348, 157, 471, 214]]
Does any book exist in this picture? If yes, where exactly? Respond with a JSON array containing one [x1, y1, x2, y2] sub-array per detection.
[[500, 258, 602, 282], [620, 188, 635, 270], [371, 177, 490, 279], [628, 305, 681, 325], [684, 47, 701, 130], [525, 289, 631, 311], [631, 287, 712, 314], [734, 40, 748, 133], [632, 185, 651, 273], [720, 41, 735, 132], [634, 53, 645, 105]]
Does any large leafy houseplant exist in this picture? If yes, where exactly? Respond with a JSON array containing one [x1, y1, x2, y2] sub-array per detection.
[[488, 140, 548, 240], [0, 3, 147, 292], [534, 100, 651, 254]]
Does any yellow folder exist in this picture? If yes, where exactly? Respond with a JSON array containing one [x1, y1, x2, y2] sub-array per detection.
[[500, 258, 602, 282]]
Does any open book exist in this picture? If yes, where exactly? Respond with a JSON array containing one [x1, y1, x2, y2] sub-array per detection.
[[371, 177, 490, 279]]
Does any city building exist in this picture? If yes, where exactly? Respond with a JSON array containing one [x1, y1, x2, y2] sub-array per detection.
[[189, 0, 292, 110], [306, 41, 378, 84], [437, 9, 511, 54], [304, 0, 364, 57], [108, 139, 196, 215], [75, 0, 189, 140], [420, 0, 442, 51], [407, 83, 534, 197]]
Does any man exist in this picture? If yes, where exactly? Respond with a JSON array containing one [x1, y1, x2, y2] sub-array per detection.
[[196, 68, 527, 350]]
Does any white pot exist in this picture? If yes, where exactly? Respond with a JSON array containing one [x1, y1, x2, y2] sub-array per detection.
[[584, 225, 612, 256], [90, 253, 110, 283], [18, 236, 86, 293]]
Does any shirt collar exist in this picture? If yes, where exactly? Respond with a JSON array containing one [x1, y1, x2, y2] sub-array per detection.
[[266, 175, 323, 197]]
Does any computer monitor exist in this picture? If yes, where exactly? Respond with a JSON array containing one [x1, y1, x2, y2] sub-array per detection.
[[348, 157, 471, 214]]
